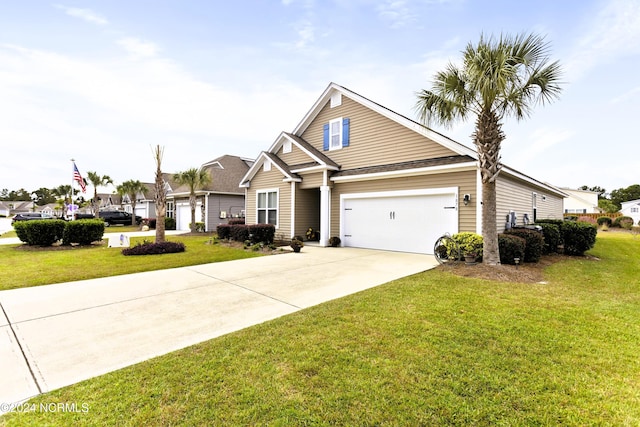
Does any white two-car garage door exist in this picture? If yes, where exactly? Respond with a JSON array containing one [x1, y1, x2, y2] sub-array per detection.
[[341, 189, 458, 254]]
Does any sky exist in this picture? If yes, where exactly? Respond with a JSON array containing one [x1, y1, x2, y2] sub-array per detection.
[[1, 0, 638, 196]]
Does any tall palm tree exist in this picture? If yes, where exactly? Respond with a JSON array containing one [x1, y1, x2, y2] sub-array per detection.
[[173, 167, 211, 233], [86, 171, 113, 215], [415, 33, 563, 265], [153, 145, 167, 243], [119, 180, 147, 226], [53, 184, 72, 204]]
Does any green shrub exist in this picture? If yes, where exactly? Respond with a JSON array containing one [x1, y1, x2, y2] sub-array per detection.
[[536, 223, 561, 254], [14, 220, 66, 246], [329, 236, 341, 247], [536, 219, 564, 226], [248, 224, 275, 244], [122, 241, 185, 255], [195, 222, 205, 232], [216, 224, 231, 239], [165, 217, 176, 230], [613, 216, 634, 230], [498, 234, 526, 265], [231, 224, 250, 242], [62, 219, 105, 245], [452, 232, 483, 257], [504, 228, 544, 262], [560, 221, 597, 256], [596, 216, 613, 226]]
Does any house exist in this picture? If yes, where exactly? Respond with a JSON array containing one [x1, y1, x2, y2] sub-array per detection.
[[561, 188, 601, 214], [240, 82, 565, 254], [168, 155, 253, 231], [620, 199, 640, 225]]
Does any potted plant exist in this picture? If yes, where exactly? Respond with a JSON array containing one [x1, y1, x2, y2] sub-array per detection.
[[464, 251, 477, 264], [290, 238, 304, 253], [329, 236, 341, 247]]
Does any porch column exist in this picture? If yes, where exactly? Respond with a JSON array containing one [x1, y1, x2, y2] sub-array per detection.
[[319, 185, 330, 247]]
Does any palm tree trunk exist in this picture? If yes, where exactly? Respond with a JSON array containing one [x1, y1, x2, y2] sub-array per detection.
[[474, 110, 505, 265], [190, 195, 196, 233]]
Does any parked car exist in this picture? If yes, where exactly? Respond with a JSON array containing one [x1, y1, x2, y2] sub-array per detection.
[[98, 210, 142, 226], [11, 212, 54, 225]]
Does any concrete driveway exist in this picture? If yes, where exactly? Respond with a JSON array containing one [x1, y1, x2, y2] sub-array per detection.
[[0, 246, 437, 408]]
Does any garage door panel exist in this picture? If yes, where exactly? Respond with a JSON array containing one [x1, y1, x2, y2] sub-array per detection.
[[342, 192, 458, 254]]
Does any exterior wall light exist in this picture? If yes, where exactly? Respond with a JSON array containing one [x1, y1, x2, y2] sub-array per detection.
[[463, 194, 471, 205]]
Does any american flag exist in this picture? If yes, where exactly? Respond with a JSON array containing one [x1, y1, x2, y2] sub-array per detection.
[[73, 162, 86, 193]]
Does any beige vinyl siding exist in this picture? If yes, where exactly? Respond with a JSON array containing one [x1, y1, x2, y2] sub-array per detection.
[[245, 169, 292, 238], [300, 96, 457, 170], [299, 172, 324, 189], [329, 171, 477, 237], [294, 188, 320, 238], [278, 142, 313, 165], [495, 175, 563, 232]]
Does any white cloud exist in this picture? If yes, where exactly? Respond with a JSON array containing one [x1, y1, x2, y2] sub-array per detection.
[[566, 0, 640, 80], [377, 0, 416, 29], [54, 4, 108, 26], [117, 37, 161, 58]]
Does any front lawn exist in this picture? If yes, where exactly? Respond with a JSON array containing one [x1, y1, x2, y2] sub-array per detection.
[[0, 236, 264, 291], [2, 232, 638, 425]]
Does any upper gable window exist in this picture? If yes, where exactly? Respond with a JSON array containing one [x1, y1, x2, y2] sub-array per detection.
[[263, 160, 271, 172], [283, 140, 292, 154], [330, 93, 342, 108], [330, 118, 342, 150], [323, 117, 350, 151]]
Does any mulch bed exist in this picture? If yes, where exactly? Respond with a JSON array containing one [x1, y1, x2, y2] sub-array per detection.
[[437, 253, 598, 283]]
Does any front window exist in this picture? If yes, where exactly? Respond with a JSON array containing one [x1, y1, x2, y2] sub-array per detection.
[[166, 201, 174, 218], [257, 190, 278, 226], [330, 118, 342, 150]]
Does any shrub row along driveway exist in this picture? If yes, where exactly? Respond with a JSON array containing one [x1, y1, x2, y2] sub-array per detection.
[[0, 246, 436, 407]]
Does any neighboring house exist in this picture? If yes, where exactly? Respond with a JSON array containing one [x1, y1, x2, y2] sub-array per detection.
[[240, 82, 565, 254], [119, 184, 156, 218], [167, 155, 253, 231], [620, 199, 640, 225], [561, 188, 602, 214], [0, 202, 10, 217]]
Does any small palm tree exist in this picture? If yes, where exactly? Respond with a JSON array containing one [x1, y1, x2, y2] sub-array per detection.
[[415, 33, 562, 264], [153, 145, 167, 243], [119, 180, 147, 226], [173, 167, 211, 233], [86, 171, 113, 215]]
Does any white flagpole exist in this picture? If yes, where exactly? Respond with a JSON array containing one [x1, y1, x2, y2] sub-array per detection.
[[70, 158, 75, 219]]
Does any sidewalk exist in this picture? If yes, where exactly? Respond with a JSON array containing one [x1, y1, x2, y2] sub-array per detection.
[[0, 246, 437, 409]]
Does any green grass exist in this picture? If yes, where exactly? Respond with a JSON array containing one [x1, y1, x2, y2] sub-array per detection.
[[0, 236, 263, 291], [2, 232, 639, 426]]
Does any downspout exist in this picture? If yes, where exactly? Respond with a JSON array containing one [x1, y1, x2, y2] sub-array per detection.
[[291, 182, 296, 239]]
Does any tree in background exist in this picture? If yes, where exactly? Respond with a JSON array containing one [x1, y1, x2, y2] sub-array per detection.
[[598, 199, 619, 214], [86, 172, 113, 215], [118, 180, 147, 226], [52, 185, 72, 204], [415, 33, 563, 264], [173, 168, 211, 233], [32, 187, 56, 206], [610, 184, 640, 210], [578, 185, 607, 199], [153, 145, 167, 243]]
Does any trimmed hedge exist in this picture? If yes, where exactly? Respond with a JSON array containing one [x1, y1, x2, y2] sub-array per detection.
[[498, 234, 526, 265], [14, 220, 66, 246], [228, 218, 245, 225], [165, 217, 176, 230], [504, 228, 544, 262], [596, 216, 613, 226], [613, 216, 634, 230], [536, 223, 561, 254], [62, 219, 105, 245], [216, 223, 275, 244], [561, 221, 597, 256], [535, 219, 564, 227], [122, 241, 185, 256]]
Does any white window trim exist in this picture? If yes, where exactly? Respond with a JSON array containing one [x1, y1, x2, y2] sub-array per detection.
[[263, 160, 271, 172], [256, 188, 279, 228], [329, 117, 343, 151], [330, 92, 342, 108]]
